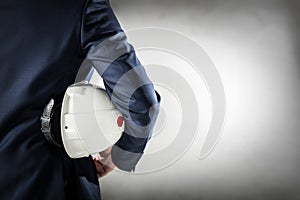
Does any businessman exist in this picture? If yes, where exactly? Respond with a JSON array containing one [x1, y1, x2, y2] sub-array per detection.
[[0, 0, 160, 199]]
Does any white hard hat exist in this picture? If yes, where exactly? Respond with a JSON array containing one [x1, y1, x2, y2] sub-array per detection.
[[60, 83, 124, 158]]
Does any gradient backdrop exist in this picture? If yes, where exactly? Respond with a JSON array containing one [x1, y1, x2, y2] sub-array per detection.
[[99, 0, 300, 199]]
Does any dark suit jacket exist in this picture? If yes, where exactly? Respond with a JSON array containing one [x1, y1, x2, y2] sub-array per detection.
[[0, 0, 160, 199]]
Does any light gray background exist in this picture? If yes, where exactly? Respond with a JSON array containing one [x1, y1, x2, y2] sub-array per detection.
[[100, 0, 300, 199]]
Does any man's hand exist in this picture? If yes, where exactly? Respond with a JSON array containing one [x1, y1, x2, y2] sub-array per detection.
[[92, 146, 116, 178]]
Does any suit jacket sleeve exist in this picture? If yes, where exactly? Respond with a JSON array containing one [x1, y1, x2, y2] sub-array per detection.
[[80, 0, 160, 172]]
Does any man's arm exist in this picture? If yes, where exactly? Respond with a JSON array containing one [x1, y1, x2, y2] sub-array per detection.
[[80, 0, 160, 172]]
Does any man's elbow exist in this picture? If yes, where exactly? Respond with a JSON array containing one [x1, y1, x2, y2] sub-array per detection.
[[129, 85, 161, 129]]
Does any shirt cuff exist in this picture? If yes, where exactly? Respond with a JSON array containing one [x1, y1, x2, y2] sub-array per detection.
[[111, 132, 149, 172]]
